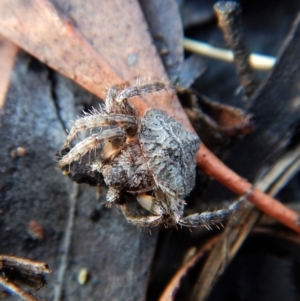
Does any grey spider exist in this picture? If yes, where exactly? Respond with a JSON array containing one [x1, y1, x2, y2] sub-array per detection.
[[58, 82, 243, 227]]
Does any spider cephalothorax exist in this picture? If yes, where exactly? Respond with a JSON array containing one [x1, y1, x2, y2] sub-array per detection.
[[58, 82, 242, 227]]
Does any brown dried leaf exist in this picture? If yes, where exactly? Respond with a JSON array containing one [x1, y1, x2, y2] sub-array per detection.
[[178, 88, 253, 150], [0, 35, 18, 109], [0, 0, 120, 99], [0, 0, 193, 129], [198, 94, 254, 137]]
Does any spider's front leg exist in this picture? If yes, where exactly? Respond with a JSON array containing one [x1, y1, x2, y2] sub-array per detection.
[[178, 196, 246, 228], [105, 82, 169, 116], [58, 127, 126, 168], [116, 82, 169, 103], [64, 113, 136, 148]]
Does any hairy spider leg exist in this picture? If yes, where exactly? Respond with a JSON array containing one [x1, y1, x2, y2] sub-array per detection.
[[105, 85, 121, 114], [178, 195, 246, 228], [116, 82, 168, 103], [106, 83, 137, 115], [58, 127, 126, 168], [64, 114, 136, 148]]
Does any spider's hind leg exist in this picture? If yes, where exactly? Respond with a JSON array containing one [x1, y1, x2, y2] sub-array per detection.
[[178, 194, 248, 228], [58, 127, 126, 168]]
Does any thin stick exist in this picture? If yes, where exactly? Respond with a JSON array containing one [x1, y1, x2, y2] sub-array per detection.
[[213, 2, 258, 97], [158, 236, 219, 301], [53, 183, 78, 301], [0, 255, 51, 275], [196, 144, 300, 234], [184, 38, 276, 71]]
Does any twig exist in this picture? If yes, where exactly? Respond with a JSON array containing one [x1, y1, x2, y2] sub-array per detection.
[[0, 255, 50, 301], [258, 147, 300, 195], [183, 38, 276, 70], [0, 255, 50, 299], [213, 1, 258, 97], [53, 183, 78, 301], [260, 203, 300, 227], [0, 255, 50, 275], [158, 236, 220, 301], [196, 144, 300, 234]]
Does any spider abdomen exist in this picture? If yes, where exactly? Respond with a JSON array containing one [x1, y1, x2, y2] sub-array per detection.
[[139, 109, 200, 198]]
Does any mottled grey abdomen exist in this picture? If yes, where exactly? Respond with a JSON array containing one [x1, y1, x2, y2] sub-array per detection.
[[140, 109, 200, 198]]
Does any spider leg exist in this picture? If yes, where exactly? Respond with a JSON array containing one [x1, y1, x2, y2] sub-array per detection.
[[105, 85, 121, 113], [116, 82, 168, 103], [64, 113, 136, 148], [178, 196, 246, 228], [119, 204, 163, 227], [58, 127, 126, 168]]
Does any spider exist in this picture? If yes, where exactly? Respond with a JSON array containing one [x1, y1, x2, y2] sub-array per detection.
[[57, 82, 243, 227]]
